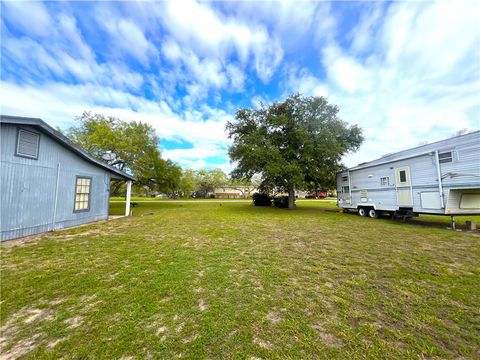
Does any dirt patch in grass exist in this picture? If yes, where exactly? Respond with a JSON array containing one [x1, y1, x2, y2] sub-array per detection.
[[24, 308, 53, 324], [0, 334, 42, 360], [181, 333, 199, 344], [64, 316, 83, 329], [265, 311, 282, 324], [198, 299, 208, 311], [0, 306, 56, 359], [253, 337, 275, 350], [47, 337, 67, 349], [311, 324, 344, 348], [156, 326, 168, 336]]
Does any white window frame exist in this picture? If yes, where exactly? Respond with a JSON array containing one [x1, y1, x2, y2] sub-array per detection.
[[74, 176, 92, 212], [395, 167, 411, 186]]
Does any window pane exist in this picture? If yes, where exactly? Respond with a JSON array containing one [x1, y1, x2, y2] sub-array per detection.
[[74, 177, 91, 211], [439, 152, 452, 163], [400, 171, 406, 183]]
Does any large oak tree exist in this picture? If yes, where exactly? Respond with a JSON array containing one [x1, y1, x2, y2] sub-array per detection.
[[226, 94, 364, 209]]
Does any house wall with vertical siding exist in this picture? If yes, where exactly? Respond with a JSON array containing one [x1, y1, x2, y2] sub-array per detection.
[[1, 123, 111, 241]]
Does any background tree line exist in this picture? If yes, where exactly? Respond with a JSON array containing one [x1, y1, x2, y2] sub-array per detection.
[[66, 92, 363, 206], [64, 112, 236, 198]]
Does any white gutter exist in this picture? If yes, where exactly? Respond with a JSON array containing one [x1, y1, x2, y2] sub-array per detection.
[[434, 150, 445, 208]]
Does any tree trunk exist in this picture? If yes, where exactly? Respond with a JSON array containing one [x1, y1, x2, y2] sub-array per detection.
[[288, 185, 296, 210]]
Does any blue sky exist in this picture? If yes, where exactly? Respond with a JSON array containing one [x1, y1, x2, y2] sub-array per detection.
[[1, 1, 479, 172]]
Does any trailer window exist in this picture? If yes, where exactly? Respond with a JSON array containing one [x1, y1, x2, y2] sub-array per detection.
[[341, 175, 348, 182], [399, 170, 407, 183], [439, 151, 453, 163], [74, 177, 91, 212], [380, 177, 389, 186]]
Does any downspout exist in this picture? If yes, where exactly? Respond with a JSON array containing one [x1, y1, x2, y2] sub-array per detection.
[[125, 180, 132, 216], [51, 163, 60, 231], [348, 170, 352, 204], [434, 151, 445, 208]]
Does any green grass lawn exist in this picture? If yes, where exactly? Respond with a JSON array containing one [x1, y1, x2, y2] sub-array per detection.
[[109, 196, 253, 202], [1, 202, 479, 359]]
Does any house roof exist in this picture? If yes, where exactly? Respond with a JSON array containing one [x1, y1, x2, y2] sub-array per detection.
[[346, 130, 480, 172], [1, 115, 135, 181]]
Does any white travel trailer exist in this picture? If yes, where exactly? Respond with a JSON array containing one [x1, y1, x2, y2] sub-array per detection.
[[337, 131, 480, 222]]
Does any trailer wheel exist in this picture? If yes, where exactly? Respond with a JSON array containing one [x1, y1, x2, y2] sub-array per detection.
[[358, 207, 367, 217], [368, 209, 378, 218]]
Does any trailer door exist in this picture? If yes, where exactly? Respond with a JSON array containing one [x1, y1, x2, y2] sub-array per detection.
[[341, 185, 351, 205], [395, 167, 413, 207]]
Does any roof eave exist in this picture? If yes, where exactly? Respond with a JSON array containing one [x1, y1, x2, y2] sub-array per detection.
[[1, 115, 136, 181]]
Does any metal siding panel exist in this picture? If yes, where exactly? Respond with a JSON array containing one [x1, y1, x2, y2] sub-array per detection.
[[1, 123, 113, 241], [338, 132, 480, 215]]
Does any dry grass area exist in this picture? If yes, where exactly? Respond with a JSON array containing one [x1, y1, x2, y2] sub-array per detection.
[[1, 201, 479, 359]]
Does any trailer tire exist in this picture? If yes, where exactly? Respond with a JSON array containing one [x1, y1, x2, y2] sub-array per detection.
[[358, 207, 367, 217], [368, 209, 378, 218]]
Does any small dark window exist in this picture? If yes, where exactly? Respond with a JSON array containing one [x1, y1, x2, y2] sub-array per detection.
[[342, 186, 350, 192], [399, 170, 407, 183], [341, 175, 348, 182], [439, 151, 453, 163], [74, 177, 91, 212], [380, 177, 389, 186], [16, 129, 40, 159]]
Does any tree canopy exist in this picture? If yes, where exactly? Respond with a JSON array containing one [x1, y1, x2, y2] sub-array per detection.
[[193, 169, 228, 198], [65, 113, 230, 198], [226, 94, 364, 209], [65, 112, 174, 195]]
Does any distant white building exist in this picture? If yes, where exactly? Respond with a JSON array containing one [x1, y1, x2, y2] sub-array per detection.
[[214, 186, 258, 198]]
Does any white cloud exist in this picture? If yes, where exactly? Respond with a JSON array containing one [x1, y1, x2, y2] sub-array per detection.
[[2, 0, 478, 173], [161, 38, 247, 101], [2, 1, 52, 37], [348, 3, 384, 54], [2, 9, 145, 91], [0, 80, 233, 163], [156, 0, 283, 83], [283, 1, 480, 168], [283, 66, 328, 98], [95, 7, 157, 66], [226, 64, 245, 91], [322, 44, 372, 94]]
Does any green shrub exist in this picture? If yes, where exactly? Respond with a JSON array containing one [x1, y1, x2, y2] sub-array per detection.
[[273, 196, 289, 208], [252, 193, 272, 206]]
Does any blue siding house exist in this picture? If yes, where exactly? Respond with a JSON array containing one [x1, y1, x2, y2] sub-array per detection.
[[1, 115, 135, 241]]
